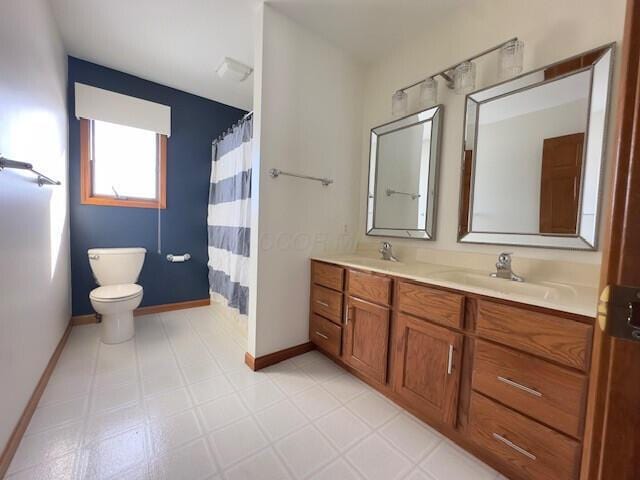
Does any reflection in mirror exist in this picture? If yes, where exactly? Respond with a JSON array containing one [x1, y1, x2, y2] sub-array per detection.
[[458, 45, 614, 250], [367, 106, 442, 239]]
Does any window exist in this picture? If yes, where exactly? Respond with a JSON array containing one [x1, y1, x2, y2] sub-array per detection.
[[80, 118, 166, 208]]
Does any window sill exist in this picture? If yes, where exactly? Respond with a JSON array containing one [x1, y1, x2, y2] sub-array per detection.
[[81, 196, 166, 209]]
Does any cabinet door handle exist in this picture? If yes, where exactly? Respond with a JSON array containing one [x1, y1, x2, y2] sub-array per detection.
[[447, 344, 454, 375], [497, 376, 542, 397], [315, 331, 329, 340], [345, 306, 353, 326], [316, 300, 330, 307], [492, 433, 536, 460]]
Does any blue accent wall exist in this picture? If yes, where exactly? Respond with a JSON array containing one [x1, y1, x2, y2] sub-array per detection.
[[68, 57, 246, 315]]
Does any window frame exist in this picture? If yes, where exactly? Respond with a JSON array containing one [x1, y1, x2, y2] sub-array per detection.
[[80, 118, 167, 209]]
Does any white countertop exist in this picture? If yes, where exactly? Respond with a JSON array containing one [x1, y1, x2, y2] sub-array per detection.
[[311, 254, 598, 318]]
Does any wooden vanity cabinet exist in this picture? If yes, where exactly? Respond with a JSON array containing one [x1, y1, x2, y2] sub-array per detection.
[[311, 261, 344, 291], [346, 268, 392, 305], [310, 284, 343, 324], [308, 260, 594, 480], [343, 296, 391, 384], [472, 339, 588, 438], [467, 392, 582, 480], [397, 281, 465, 329], [393, 313, 463, 426], [309, 262, 345, 357], [476, 300, 592, 371], [310, 314, 342, 357]]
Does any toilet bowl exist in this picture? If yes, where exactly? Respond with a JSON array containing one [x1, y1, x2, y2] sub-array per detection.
[[90, 284, 143, 344], [88, 247, 146, 344]]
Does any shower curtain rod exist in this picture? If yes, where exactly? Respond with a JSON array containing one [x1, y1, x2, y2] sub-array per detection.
[[214, 111, 254, 144]]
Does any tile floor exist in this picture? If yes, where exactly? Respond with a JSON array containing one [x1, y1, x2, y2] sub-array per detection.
[[7, 306, 509, 480]]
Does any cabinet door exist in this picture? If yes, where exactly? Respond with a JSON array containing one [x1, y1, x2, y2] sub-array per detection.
[[393, 313, 463, 426], [343, 296, 391, 384]]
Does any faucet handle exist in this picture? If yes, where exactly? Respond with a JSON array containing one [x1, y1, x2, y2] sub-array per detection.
[[497, 252, 513, 266]]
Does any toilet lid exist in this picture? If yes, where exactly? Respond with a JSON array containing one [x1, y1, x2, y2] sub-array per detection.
[[90, 284, 143, 302]]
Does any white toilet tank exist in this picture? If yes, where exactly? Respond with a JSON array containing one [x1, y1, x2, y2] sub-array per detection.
[[88, 248, 146, 286]]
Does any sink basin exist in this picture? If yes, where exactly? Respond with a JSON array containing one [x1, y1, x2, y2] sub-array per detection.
[[325, 255, 452, 275], [329, 255, 403, 270], [429, 271, 577, 302]]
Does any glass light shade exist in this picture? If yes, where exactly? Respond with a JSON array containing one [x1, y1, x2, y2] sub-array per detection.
[[498, 40, 525, 80], [391, 90, 409, 117], [391, 90, 408, 117], [419, 78, 438, 108], [454, 61, 476, 94]]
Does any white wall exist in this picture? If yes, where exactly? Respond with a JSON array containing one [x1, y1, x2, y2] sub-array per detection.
[[249, 4, 363, 357], [359, 0, 626, 264], [0, 0, 70, 449]]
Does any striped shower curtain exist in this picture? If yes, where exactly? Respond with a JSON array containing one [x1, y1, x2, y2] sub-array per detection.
[[207, 115, 252, 315]]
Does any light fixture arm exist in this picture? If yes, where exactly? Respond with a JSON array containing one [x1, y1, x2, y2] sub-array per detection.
[[396, 37, 519, 93], [439, 71, 455, 89]]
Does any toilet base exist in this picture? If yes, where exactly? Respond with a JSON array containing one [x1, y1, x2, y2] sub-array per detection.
[[100, 311, 135, 344]]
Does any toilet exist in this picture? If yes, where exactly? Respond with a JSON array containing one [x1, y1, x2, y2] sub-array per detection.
[[88, 247, 146, 344]]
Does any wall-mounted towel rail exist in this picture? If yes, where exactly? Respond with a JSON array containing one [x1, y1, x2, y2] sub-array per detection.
[[386, 188, 420, 200], [0, 156, 61, 187], [269, 168, 333, 186]]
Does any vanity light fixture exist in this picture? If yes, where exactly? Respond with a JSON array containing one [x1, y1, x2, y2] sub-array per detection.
[[391, 90, 409, 117], [453, 61, 477, 94], [498, 39, 525, 80], [390, 37, 519, 114], [419, 77, 438, 108]]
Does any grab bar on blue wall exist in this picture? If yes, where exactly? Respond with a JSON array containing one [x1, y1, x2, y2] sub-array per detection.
[[0, 156, 61, 187]]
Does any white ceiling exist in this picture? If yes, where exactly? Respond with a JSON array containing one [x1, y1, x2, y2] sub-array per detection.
[[268, 0, 470, 63], [49, 0, 259, 110], [50, 0, 467, 110]]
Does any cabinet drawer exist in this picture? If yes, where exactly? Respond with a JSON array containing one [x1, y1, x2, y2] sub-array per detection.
[[312, 261, 344, 291], [476, 300, 592, 371], [311, 285, 343, 324], [473, 340, 587, 438], [310, 314, 342, 358], [347, 269, 392, 305], [468, 392, 581, 480], [398, 281, 464, 329]]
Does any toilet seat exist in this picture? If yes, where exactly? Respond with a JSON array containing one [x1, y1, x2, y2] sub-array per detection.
[[90, 283, 143, 303]]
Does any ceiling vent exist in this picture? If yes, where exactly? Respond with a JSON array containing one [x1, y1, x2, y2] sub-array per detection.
[[216, 57, 253, 82]]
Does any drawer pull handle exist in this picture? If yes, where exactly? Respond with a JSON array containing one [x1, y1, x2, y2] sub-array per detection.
[[497, 376, 542, 397], [492, 433, 537, 460], [447, 344, 454, 375], [315, 331, 329, 340], [316, 300, 330, 307]]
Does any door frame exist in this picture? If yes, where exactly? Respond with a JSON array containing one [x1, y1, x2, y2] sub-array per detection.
[[581, 0, 640, 478]]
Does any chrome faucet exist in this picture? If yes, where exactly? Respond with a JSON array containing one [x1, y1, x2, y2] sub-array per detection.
[[379, 242, 399, 262], [491, 252, 524, 282]]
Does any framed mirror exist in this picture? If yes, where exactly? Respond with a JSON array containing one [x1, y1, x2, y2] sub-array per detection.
[[367, 105, 442, 239], [458, 44, 614, 250]]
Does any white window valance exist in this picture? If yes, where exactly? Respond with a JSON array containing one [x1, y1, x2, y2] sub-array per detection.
[[74, 83, 171, 137]]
